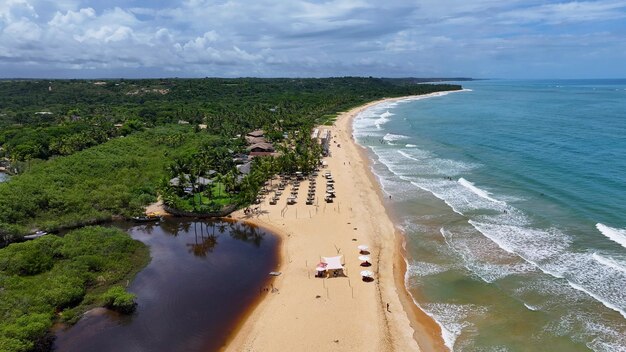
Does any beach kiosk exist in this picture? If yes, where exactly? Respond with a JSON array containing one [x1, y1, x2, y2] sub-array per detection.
[[322, 256, 344, 277]]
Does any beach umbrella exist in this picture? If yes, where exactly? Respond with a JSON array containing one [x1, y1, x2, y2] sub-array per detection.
[[360, 270, 373, 277], [357, 245, 369, 251], [358, 255, 371, 262]]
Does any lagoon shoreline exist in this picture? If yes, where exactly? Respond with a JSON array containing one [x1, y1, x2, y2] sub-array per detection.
[[226, 94, 453, 352]]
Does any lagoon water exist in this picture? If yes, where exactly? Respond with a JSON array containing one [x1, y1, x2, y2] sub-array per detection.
[[54, 219, 278, 352], [353, 80, 626, 351], [0, 173, 7, 182]]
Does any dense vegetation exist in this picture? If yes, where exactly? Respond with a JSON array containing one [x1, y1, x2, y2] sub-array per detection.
[[0, 227, 149, 352], [0, 78, 461, 161], [0, 78, 461, 242], [160, 125, 324, 212], [0, 126, 214, 241]]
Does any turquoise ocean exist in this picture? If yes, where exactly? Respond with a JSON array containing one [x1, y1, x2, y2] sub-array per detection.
[[353, 80, 626, 351]]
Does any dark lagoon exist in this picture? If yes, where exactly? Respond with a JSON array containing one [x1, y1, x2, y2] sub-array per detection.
[[54, 219, 279, 352]]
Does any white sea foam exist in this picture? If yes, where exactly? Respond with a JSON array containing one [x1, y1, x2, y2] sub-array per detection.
[[380, 110, 393, 118], [546, 311, 626, 352], [596, 223, 626, 249], [374, 111, 394, 129], [372, 145, 476, 178], [374, 116, 390, 129], [592, 253, 626, 274], [408, 178, 506, 215], [469, 221, 626, 321], [523, 303, 539, 311], [352, 89, 468, 136], [397, 150, 420, 162], [354, 87, 626, 348], [383, 133, 409, 141], [440, 227, 535, 283], [419, 303, 488, 351], [407, 261, 450, 276], [568, 281, 626, 319], [375, 138, 626, 322], [583, 319, 626, 352], [458, 177, 505, 204]]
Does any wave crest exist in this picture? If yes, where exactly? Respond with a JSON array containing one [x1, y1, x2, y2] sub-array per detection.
[[596, 223, 626, 249]]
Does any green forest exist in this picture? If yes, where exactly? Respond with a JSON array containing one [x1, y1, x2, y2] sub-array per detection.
[[0, 78, 461, 161]]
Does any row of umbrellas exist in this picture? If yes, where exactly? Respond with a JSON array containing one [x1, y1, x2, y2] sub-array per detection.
[[358, 245, 373, 279]]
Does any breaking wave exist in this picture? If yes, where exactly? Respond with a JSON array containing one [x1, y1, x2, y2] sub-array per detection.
[[596, 223, 626, 249]]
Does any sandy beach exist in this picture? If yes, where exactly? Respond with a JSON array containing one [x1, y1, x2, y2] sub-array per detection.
[[226, 95, 448, 352]]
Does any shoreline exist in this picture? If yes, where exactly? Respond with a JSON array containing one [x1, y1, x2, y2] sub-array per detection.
[[226, 93, 454, 351]]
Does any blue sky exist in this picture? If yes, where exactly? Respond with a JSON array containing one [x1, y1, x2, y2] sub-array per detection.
[[1, 0, 625, 78]]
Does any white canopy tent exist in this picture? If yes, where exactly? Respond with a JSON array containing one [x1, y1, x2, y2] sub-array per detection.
[[322, 255, 345, 277], [322, 256, 343, 270]]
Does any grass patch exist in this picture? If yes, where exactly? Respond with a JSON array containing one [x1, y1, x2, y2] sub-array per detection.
[[318, 114, 338, 126], [174, 183, 235, 212]]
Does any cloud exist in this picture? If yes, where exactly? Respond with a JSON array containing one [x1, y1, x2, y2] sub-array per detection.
[[0, 0, 625, 78], [498, 1, 626, 25], [0, 0, 38, 23]]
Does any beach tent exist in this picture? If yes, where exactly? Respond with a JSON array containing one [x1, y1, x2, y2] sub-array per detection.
[[322, 256, 344, 277]]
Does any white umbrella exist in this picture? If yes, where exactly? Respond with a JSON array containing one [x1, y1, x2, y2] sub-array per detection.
[[360, 270, 373, 277], [358, 255, 371, 262], [357, 245, 369, 251]]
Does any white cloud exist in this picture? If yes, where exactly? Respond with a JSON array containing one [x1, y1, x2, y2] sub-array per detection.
[[0, 0, 38, 23], [49, 8, 95, 27], [0, 0, 625, 78], [181, 31, 219, 50]]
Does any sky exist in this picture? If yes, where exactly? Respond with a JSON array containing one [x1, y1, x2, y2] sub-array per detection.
[[0, 0, 625, 79]]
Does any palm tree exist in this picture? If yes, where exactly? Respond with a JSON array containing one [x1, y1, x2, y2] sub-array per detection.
[[214, 173, 224, 198]]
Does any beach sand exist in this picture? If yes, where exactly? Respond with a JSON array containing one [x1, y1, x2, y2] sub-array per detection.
[[226, 96, 448, 352]]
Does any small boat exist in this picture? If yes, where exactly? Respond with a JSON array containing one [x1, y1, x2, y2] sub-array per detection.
[[23, 230, 48, 240], [132, 214, 161, 223]]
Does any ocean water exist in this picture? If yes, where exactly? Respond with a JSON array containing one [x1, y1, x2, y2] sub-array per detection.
[[353, 80, 626, 352]]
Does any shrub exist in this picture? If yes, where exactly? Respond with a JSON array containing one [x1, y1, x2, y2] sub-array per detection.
[[101, 286, 137, 314]]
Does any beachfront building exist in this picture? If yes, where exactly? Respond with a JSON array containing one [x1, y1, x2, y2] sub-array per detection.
[[245, 136, 265, 145], [246, 142, 275, 153], [246, 129, 265, 138], [321, 129, 331, 156], [169, 174, 213, 193]]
